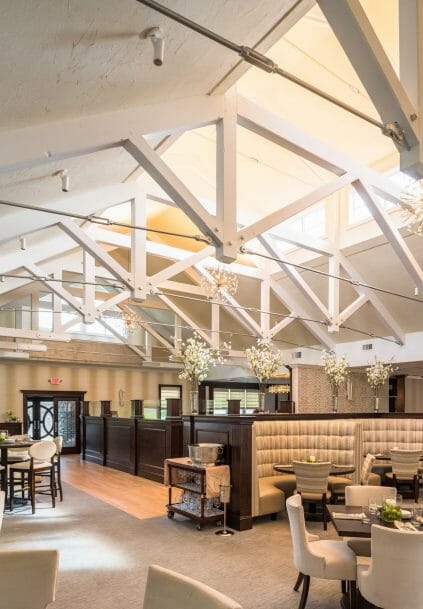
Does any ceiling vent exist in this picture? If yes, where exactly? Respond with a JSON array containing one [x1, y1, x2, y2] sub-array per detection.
[[362, 343, 373, 351], [292, 351, 302, 359]]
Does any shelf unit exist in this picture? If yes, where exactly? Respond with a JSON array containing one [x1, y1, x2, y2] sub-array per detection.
[[166, 459, 224, 530]]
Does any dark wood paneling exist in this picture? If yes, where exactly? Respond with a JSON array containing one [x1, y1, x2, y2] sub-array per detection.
[[137, 419, 183, 483], [105, 418, 136, 474], [83, 417, 105, 466], [183, 415, 254, 532]]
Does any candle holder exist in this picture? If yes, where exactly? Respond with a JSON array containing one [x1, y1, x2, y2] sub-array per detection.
[[215, 484, 234, 537]]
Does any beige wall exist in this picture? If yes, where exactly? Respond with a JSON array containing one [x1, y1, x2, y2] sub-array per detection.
[[0, 360, 183, 420], [292, 365, 389, 413]]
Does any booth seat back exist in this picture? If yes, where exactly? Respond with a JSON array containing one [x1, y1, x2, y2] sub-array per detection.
[[251, 420, 362, 516], [360, 418, 423, 456]]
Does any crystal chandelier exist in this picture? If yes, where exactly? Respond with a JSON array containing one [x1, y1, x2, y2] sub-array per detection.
[[122, 310, 140, 334], [400, 180, 423, 235], [200, 266, 238, 302]]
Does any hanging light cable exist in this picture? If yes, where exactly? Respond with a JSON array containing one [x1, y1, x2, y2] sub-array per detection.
[[0, 198, 212, 244], [242, 247, 423, 306]]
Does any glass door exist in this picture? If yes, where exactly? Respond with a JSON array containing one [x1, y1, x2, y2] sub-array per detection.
[[54, 398, 80, 452], [24, 393, 82, 454], [25, 397, 55, 440]]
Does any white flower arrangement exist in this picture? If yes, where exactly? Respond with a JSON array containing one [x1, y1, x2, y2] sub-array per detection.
[[321, 351, 349, 397], [245, 340, 284, 391], [366, 359, 396, 396], [178, 334, 214, 389]]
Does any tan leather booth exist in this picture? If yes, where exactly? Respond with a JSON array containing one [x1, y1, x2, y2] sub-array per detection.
[[360, 418, 423, 455], [252, 419, 362, 517]]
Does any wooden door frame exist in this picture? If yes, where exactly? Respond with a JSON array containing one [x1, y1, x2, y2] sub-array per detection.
[[21, 390, 86, 454]]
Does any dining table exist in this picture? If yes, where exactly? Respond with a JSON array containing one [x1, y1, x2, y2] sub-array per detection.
[[326, 504, 421, 537], [274, 464, 355, 476]]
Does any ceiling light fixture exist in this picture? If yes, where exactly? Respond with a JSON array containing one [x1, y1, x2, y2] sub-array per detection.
[[400, 180, 423, 235], [200, 266, 238, 302], [144, 26, 165, 66], [122, 310, 140, 334], [53, 169, 69, 192]]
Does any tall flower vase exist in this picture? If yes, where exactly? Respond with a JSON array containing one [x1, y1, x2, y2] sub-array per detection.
[[373, 395, 380, 413], [332, 395, 338, 413], [190, 388, 199, 415], [258, 391, 266, 414]]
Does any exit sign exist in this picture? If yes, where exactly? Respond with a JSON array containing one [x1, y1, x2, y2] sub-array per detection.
[[49, 377, 61, 385]]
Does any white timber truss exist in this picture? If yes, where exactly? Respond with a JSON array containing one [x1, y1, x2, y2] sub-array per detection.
[[1, 3, 423, 362]]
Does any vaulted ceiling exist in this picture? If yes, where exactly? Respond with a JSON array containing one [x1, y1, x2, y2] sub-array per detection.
[[0, 0, 422, 370]]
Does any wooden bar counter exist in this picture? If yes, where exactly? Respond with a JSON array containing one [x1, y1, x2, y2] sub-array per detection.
[[82, 415, 183, 482]]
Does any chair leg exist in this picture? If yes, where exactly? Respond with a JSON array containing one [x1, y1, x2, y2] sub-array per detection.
[[56, 460, 63, 501], [341, 580, 346, 595], [294, 572, 304, 592], [414, 475, 419, 503], [298, 575, 310, 609], [323, 495, 327, 531], [9, 470, 14, 512], [20, 472, 25, 499], [30, 472, 36, 514], [50, 468, 56, 509], [349, 580, 357, 609]]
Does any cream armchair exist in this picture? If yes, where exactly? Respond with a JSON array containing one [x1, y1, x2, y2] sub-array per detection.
[[142, 565, 242, 609], [358, 525, 423, 609], [286, 494, 357, 609], [0, 549, 59, 608], [345, 485, 396, 557]]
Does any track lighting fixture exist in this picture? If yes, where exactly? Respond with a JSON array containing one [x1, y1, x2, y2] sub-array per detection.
[[144, 26, 164, 66], [19, 236, 26, 250], [54, 169, 69, 192]]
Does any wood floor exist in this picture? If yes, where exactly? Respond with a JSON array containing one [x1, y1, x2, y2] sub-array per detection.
[[61, 454, 167, 520]]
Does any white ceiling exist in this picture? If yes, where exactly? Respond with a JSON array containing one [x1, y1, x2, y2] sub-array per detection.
[[1, 0, 422, 360]]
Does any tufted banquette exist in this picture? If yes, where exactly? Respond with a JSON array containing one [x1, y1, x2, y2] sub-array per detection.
[[360, 417, 423, 480], [252, 420, 362, 517]]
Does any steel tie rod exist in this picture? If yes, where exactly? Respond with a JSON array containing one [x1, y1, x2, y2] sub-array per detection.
[[135, 0, 409, 147]]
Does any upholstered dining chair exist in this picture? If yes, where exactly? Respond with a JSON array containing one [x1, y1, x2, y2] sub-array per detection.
[[286, 494, 357, 609], [357, 525, 423, 609], [386, 448, 421, 502], [360, 454, 380, 486], [292, 461, 331, 530], [345, 484, 396, 507], [9, 440, 57, 514], [142, 564, 243, 609], [7, 435, 31, 464], [345, 485, 396, 557], [0, 548, 59, 609]]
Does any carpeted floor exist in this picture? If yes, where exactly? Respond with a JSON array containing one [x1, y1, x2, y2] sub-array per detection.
[[1, 483, 345, 609]]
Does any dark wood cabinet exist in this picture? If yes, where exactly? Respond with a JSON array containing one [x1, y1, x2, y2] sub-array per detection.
[[0, 421, 22, 435]]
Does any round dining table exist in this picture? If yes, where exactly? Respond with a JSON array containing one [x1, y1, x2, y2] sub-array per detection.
[[273, 464, 355, 476]]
